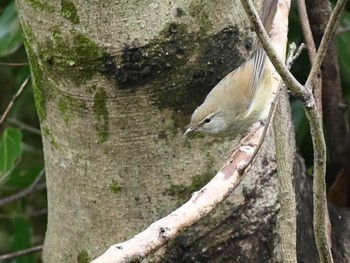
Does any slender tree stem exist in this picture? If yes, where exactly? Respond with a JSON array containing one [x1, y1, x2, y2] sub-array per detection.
[[6, 117, 41, 135], [0, 245, 43, 260], [240, 0, 307, 100], [305, 0, 347, 88], [0, 169, 46, 208], [240, 0, 347, 262], [0, 61, 28, 66], [297, 0, 323, 118], [0, 76, 31, 126], [273, 43, 304, 262]]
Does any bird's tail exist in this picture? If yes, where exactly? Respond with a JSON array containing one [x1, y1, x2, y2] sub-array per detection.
[[252, 0, 278, 50], [261, 0, 278, 33]]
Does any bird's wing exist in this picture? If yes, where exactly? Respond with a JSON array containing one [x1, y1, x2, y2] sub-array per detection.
[[245, 48, 267, 109]]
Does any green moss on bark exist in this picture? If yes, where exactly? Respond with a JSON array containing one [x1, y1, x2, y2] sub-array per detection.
[[77, 250, 89, 263], [61, 0, 80, 24], [41, 125, 58, 149], [30, 60, 46, 121], [165, 172, 213, 201], [166, 149, 216, 201], [21, 24, 105, 122], [109, 180, 123, 194], [26, 0, 54, 12], [21, 24, 46, 121], [189, 1, 213, 33], [99, 21, 245, 133], [42, 29, 104, 85]]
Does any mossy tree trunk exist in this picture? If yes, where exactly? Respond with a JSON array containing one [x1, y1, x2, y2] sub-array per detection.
[[15, 0, 347, 262]]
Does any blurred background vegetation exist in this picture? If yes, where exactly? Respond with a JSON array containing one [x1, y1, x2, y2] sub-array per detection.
[[0, 0, 46, 262], [0, 0, 349, 261]]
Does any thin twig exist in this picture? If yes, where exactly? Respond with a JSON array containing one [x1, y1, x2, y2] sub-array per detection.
[[240, 0, 307, 100], [0, 169, 46, 208], [246, 43, 305, 172], [240, 0, 348, 262], [239, 77, 283, 173], [0, 245, 43, 260], [0, 159, 21, 185], [0, 209, 47, 219], [336, 26, 350, 34], [297, 0, 323, 118], [286, 43, 305, 69], [309, 0, 350, 208], [0, 182, 46, 207], [306, 1, 347, 260], [305, 0, 347, 88], [6, 117, 41, 135], [297, 0, 317, 65], [0, 61, 29, 66], [0, 76, 31, 127]]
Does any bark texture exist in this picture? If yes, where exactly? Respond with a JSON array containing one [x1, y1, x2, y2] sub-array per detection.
[[15, 0, 260, 261], [15, 0, 350, 262], [274, 89, 297, 262], [307, 0, 350, 206]]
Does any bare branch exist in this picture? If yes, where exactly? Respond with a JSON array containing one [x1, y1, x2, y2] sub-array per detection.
[[336, 26, 350, 34], [286, 43, 305, 69], [297, 0, 317, 65], [308, 0, 350, 208], [272, 43, 303, 262], [0, 61, 29, 66], [0, 245, 43, 260], [240, 0, 348, 262], [305, 0, 347, 89], [0, 169, 46, 208], [240, 0, 307, 100], [0, 159, 21, 185], [6, 117, 41, 136], [0, 76, 31, 127], [91, 127, 268, 263], [0, 209, 47, 219], [297, 0, 323, 118]]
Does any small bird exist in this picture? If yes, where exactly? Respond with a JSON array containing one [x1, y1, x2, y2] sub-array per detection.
[[184, 0, 278, 137]]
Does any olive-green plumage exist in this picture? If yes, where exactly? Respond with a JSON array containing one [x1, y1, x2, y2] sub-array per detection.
[[185, 0, 278, 136]]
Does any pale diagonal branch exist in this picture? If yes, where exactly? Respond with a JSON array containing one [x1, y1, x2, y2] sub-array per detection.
[[0, 76, 31, 127], [91, 1, 290, 262]]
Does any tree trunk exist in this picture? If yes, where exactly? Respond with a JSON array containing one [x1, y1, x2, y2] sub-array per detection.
[[15, 0, 254, 261], [15, 0, 350, 262]]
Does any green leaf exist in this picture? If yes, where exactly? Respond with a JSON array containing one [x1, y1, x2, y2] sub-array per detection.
[[291, 100, 313, 166], [337, 10, 350, 85], [337, 10, 350, 120], [0, 1, 23, 57], [0, 127, 23, 174], [12, 204, 34, 263], [4, 163, 43, 191]]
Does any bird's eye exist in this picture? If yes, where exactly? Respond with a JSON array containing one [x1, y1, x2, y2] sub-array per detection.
[[204, 118, 211, 124]]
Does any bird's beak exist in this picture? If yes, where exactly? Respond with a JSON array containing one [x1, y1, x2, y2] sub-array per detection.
[[183, 126, 195, 136]]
